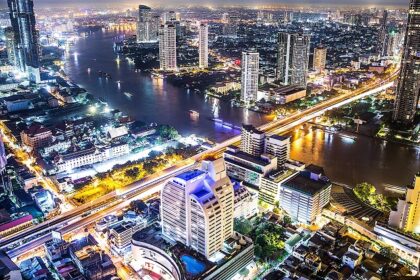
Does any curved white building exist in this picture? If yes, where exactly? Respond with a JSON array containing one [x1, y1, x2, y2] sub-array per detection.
[[161, 158, 234, 259]]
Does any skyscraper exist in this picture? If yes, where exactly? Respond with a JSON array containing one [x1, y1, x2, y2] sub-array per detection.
[[313, 45, 327, 73], [137, 5, 158, 43], [159, 23, 177, 71], [277, 32, 310, 87], [393, 0, 420, 124], [222, 15, 239, 37], [161, 158, 234, 259], [4, 27, 19, 68], [241, 51, 259, 105], [198, 23, 208, 69], [388, 173, 420, 233], [379, 10, 389, 56], [240, 124, 265, 157], [7, 0, 40, 82]]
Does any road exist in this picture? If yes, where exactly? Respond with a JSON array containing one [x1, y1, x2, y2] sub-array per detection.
[[3, 71, 397, 258]]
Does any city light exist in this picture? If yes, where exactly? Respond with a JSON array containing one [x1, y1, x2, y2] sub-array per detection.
[[0, 2, 418, 280]]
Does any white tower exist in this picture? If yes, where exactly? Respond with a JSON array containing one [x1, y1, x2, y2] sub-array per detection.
[[241, 51, 259, 105], [198, 23, 209, 69], [159, 23, 177, 71]]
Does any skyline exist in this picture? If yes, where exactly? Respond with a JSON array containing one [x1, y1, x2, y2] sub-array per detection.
[[0, 0, 411, 9]]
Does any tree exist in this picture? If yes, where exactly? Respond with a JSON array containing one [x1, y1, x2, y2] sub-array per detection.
[[353, 182, 376, 204], [380, 246, 398, 261], [124, 167, 139, 179], [283, 215, 292, 226], [234, 217, 253, 235], [130, 200, 148, 214]]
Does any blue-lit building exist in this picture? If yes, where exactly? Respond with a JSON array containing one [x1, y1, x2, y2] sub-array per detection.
[[7, 0, 40, 82]]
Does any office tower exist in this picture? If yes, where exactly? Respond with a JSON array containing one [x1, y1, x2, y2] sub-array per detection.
[[223, 15, 239, 37], [241, 51, 259, 105], [150, 15, 160, 41], [379, 10, 389, 55], [7, 0, 40, 82], [159, 23, 177, 71], [161, 158, 234, 259], [264, 135, 290, 167], [393, 0, 420, 124], [4, 27, 19, 68], [389, 174, 420, 233], [313, 45, 327, 73], [240, 124, 265, 157], [277, 32, 310, 87], [198, 23, 208, 69], [137, 5, 157, 43]]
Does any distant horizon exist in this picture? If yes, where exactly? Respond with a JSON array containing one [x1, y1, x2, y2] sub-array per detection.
[[0, 0, 409, 10]]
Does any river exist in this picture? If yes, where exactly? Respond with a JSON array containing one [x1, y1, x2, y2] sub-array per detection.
[[64, 30, 420, 190]]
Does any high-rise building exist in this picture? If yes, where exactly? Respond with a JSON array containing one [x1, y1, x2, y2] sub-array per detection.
[[241, 51, 259, 105], [159, 23, 177, 71], [161, 158, 234, 259], [240, 124, 265, 157], [313, 45, 327, 73], [137, 5, 158, 42], [163, 11, 176, 23], [388, 173, 420, 233], [379, 10, 389, 56], [277, 32, 310, 87], [393, 0, 420, 124], [222, 15, 239, 37], [383, 29, 403, 57], [4, 27, 19, 68], [264, 135, 290, 167], [198, 23, 208, 69], [7, 0, 40, 82]]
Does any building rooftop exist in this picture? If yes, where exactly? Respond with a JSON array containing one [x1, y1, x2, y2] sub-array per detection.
[[225, 148, 272, 167], [176, 169, 206, 182], [283, 172, 331, 196], [267, 134, 289, 141], [266, 168, 297, 183], [242, 124, 264, 135]]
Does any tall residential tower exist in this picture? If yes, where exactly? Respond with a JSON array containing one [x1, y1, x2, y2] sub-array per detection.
[[393, 0, 420, 124], [159, 23, 177, 71], [241, 51, 259, 105], [198, 23, 208, 68]]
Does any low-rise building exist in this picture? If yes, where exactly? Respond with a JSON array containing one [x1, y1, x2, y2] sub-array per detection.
[[0, 214, 33, 238], [260, 84, 306, 104], [69, 234, 116, 280], [260, 168, 297, 206], [0, 251, 22, 280], [233, 182, 258, 219], [20, 124, 53, 149], [109, 221, 146, 255]]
